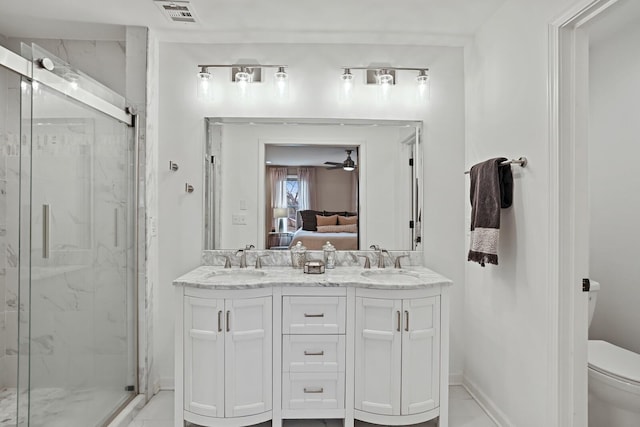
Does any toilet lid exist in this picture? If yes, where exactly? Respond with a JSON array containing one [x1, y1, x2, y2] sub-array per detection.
[[588, 340, 640, 384]]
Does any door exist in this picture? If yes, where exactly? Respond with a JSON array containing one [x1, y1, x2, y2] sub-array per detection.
[[401, 297, 440, 414], [184, 296, 225, 417], [354, 297, 402, 415], [225, 296, 272, 417], [27, 45, 137, 426]]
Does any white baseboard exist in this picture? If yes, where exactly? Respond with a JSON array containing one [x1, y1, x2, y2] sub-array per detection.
[[449, 371, 463, 386], [462, 376, 511, 427], [159, 376, 174, 391]]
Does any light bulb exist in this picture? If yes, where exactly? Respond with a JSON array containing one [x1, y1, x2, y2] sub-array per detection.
[[339, 68, 354, 103], [416, 69, 430, 103], [235, 69, 250, 83], [197, 67, 213, 101], [377, 69, 394, 85], [274, 66, 289, 100]]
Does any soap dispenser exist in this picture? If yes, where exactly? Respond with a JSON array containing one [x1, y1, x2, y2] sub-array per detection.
[[322, 241, 336, 269], [290, 241, 307, 268]]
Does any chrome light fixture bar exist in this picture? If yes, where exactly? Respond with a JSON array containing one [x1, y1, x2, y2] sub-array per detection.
[[197, 63, 287, 84], [196, 63, 288, 100], [342, 66, 429, 86]]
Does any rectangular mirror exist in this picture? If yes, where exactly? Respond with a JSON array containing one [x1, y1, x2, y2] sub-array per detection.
[[204, 118, 423, 251]]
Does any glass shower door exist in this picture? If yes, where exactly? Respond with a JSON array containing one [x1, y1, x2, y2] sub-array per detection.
[[26, 52, 136, 426]]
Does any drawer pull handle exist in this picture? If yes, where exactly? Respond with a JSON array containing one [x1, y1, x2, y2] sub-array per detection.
[[304, 350, 325, 356], [304, 313, 325, 318], [303, 387, 324, 393]]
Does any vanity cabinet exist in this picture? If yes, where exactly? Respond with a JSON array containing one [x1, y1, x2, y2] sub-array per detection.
[[181, 288, 272, 426], [354, 290, 441, 425], [174, 267, 451, 427]]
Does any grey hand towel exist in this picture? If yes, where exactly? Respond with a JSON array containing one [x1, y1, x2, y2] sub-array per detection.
[[467, 157, 513, 266]]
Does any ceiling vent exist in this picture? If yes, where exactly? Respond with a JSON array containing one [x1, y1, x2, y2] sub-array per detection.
[[154, 1, 199, 24]]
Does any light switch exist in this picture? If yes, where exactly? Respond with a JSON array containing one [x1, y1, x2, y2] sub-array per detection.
[[232, 214, 247, 225]]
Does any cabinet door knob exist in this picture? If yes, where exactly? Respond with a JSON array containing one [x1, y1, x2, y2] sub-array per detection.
[[303, 387, 324, 394]]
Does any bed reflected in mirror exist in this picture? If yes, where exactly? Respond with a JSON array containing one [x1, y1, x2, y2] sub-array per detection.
[[265, 145, 360, 250]]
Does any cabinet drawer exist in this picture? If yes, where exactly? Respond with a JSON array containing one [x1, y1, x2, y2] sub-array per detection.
[[283, 335, 345, 373], [282, 372, 345, 410], [282, 296, 346, 334]]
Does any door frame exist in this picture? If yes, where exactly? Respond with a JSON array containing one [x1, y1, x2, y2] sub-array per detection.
[[548, 0, 621, 425]]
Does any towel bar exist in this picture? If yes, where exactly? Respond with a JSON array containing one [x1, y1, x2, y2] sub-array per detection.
[[464, 157, 527, 174]]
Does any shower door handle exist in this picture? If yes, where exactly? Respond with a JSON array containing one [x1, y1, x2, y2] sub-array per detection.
[[42, 204, 50, 259]]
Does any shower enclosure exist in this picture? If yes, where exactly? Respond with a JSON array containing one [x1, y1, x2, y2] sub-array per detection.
[[0, 43, 137, 426]]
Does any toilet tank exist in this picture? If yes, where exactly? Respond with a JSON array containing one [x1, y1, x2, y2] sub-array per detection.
[[588, 280, 601, 327]]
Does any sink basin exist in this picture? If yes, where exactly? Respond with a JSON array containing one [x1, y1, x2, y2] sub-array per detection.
[[360, 269, 422, 284], [205, 270, 267, 280]]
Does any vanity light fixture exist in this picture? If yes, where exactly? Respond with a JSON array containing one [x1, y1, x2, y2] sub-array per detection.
[[341, 66, 430, 101], [196, 63, 289, 100]]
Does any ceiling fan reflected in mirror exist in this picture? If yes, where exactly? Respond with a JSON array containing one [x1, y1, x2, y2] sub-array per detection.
[[325, 149, 357, 171]]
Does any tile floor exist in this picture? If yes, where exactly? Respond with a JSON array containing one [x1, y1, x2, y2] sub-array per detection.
[[128, 386, 497, 427]]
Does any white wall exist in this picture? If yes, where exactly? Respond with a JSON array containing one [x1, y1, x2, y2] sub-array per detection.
[[588, 21, 640, 355], [157, 42, 466, 386], [315, 167, 354, 212], [464, 0, 578, 425]]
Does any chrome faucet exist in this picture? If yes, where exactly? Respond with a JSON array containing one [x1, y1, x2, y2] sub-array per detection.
[[357, 254, 371, 269], [369, 245, 389, 268], [255, 254, 268, 269], [236, 244, 255, 268], [394, 254, 409, 269]]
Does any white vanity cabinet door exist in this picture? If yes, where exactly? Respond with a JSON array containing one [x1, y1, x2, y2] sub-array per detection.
[[354, 297, 402, 415], [401, 296, 440, 415], [355, 295, 441, 418], [225, 296, 272, 417], [184, 296, 225, 418]]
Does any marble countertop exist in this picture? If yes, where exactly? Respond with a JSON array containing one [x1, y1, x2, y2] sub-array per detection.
[[173, 265, 452, 290]]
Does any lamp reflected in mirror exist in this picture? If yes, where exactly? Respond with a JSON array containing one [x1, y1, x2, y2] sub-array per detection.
[[273, 207, 288, 232]]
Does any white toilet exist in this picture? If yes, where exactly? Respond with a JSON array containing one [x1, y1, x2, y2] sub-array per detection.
[[588, 281, 640, 426]]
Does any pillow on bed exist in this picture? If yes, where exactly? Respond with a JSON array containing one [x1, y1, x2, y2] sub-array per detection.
[[316, 214, 338, 226], [299, 210, 323, 231], [338, 215, 357, 225], [316, 224, 358, 233]]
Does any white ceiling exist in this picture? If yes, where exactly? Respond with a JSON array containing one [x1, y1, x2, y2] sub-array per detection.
[[0, 0, 507, 44], [266, 145, 358, 167]]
